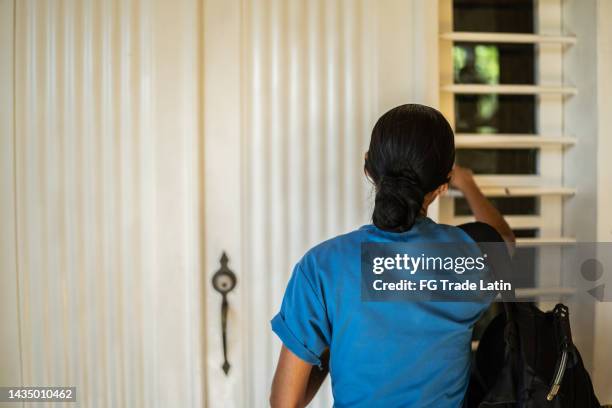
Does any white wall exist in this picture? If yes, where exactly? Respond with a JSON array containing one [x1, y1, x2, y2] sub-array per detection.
[[594, 0, 612, 402], [562, 0, 598, 376], [563, 0, 612, 401]]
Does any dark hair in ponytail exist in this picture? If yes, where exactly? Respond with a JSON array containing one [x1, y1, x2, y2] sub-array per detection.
[[364, 104, 455, 232]]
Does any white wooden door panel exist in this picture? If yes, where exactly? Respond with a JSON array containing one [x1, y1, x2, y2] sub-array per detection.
[[202, 1, 439, 406]]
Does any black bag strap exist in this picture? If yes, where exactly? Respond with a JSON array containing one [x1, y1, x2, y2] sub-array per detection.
[[547, 303, 574, 401]]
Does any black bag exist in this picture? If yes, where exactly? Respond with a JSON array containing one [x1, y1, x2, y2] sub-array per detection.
[[466, 302, 601, 408]]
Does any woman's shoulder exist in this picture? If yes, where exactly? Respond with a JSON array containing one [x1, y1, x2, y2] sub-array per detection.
[[304, 227, 368, 257], [296, 227, 369, 273]]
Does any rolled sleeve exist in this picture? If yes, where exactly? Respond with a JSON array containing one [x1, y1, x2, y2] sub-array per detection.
[[271, 262, 331, 366], [271, 312, 322, 366]]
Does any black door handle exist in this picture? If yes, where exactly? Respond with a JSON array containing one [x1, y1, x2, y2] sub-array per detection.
[[211, 252, 237, 375]]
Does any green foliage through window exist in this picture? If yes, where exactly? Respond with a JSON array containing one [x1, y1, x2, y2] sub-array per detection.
[[453, 44, 499, 85]]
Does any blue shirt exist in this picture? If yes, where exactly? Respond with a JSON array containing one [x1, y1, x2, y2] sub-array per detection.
[[271, 217, 492, 407]]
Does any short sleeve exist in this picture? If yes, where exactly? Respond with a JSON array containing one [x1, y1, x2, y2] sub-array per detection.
[[271, 262, 331, 366]]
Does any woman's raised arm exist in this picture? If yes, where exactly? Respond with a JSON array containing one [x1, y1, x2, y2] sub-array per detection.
[[450, 165, 516, 247]]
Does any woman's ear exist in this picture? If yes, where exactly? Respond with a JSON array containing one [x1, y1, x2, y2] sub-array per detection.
[[422, 183, 448, 211], [429, 183, 448, 201], [437, 183, 449, 196]]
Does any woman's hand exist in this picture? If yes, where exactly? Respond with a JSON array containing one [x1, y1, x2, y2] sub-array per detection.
[[450, 165, 476, 192], [450, 165, 516, 247]]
